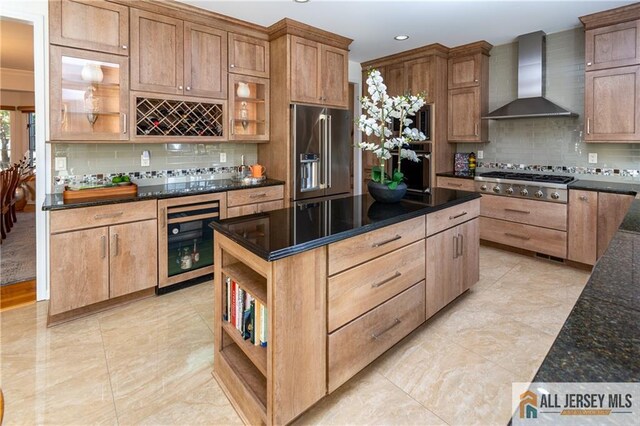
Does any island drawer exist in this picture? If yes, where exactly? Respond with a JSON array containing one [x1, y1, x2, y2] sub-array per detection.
[[480, 217, 567, 258], [328, 281, 425, 393], [480, 194, 567, 231], [328, 215, 425, 276], [50, 200, 157, 234], [328, 240, 425, 333], [436, 176, 476, 192], [426, 198, 480, 236], [227, 200, 284, 218], [227, 185, 284, 207]]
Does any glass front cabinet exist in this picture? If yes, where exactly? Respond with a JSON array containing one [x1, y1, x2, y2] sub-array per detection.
[[228, 74, 269, 141], [50, 45, 129, 141]]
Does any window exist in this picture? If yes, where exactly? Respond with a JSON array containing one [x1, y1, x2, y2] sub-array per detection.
[[0, 110, 11, 168], [27, 112, 35, 166]]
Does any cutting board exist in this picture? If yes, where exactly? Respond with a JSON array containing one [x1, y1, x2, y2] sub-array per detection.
[[63, 183, 138, 202]]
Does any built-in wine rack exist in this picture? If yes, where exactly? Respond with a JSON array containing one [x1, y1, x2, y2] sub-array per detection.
[[134, 96, 224, 138]]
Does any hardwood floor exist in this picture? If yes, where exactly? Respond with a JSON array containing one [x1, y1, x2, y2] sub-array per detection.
[[0, 279, 36, 311]]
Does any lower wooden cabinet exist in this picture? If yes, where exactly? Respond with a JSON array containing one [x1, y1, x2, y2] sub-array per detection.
[[426, 217, 479, 318], [226, 185, 284, 218], [436, 176, 476, 192]]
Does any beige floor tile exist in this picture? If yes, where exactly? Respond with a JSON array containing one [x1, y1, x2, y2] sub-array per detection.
[[295, 366, 446, 426]]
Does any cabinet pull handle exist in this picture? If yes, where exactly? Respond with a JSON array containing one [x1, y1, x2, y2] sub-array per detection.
[[448, 183, 463, 187], [474, 122, 479, 136], [122, 113, 127, 134], [504, 208, 530, 214], [453, 235, 459, 259], [371, 271, 402, 288], [458, 234, 464, 257], [101, 235, 107, 259], [230, 119, 235, 135], [249, 192, 267, 199], [579, 195, 588, 201], [372, 234, 401, 248], [160, 207, 166, 229], [112, 233, 119, 257], [371, 318, 401, 340], [505, 232, 530, 240], [587, 118, 591, 135], [94, 212, 123, 219], [449, 211, 467, 220]]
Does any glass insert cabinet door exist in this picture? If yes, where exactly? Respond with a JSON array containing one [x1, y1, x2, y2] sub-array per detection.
[[229, 74, 269, 141], [50, 45, 129, 141]]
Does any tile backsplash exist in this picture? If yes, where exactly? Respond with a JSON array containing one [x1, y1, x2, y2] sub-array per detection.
[[458, 28, 640, 176], [52, 142, 258, 180]]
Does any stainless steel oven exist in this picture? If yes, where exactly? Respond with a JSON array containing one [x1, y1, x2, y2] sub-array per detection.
[[390, 143, 432, 193], [157, 193, 226, 292]]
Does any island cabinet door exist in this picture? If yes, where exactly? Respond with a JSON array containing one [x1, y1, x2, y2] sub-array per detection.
[[425, 226, 459, 318], [109, 219, 158, 298], [458, 218, 479, 292], [49, 227, 110, 316]]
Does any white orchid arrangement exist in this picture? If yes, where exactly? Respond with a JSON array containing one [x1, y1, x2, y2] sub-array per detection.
[[358, 69, 427, 189]]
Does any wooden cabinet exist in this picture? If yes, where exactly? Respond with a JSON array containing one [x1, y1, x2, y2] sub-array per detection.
[[383, 64, 406, 97], [405, 57, 432, 100], [447, 43, 490, 143], [597, 192, 634, 257], [226, 185, 284, 218], [48, 201, 158, 322], [228, 33, 269, 78], [584, 66, 640, 142], [49, 45, 129, 141], [290, 36, 348, 108], [426, 217, 479, 318], [50, 0, 129, 55], [130, 9, 227, 99], [585, 20, 640, 71], [229, 74, 269, 141], [436, 176, 476, 192], [568, 190, 598, 265]]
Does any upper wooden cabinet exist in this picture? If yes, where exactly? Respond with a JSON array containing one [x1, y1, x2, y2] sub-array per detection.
[[130, 9, 227, 99], [50, 0, 129, 55], [585, 20, 640, 71], [406, 57, 433, 101], [382, 64, 405, 97], [584, 65, 640, 142], [290, 36, 349, 108], [228, 33, 269, 78], [447, 42, 491, 143]]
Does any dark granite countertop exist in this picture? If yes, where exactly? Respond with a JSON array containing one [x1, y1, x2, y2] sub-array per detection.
[[42, 178, 285, 211], [436, 171, 476, 180], [534, 198, 640, 382], [568, 179, 640, 195], [210, 188, 480, 261]]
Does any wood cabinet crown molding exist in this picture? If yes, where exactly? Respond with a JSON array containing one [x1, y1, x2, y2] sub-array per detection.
[[448, 40, 493, 57], [361, 43, 449, 69], [267, 18, 352, 49], [580, 2, 640, 30]]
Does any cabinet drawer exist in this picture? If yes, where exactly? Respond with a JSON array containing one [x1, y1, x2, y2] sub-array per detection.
[[426, 198, 479, 236], [226, 200, 284, 218], [328, 216, 425, 276], [227, 185, 283, 207], [480, 194, 567, 231], [436, 176, 476, 192], [328, 281, 425, 393], [50, 200, 157, 233], [328, 240, 425, 333], [480, 217, 567, 258]]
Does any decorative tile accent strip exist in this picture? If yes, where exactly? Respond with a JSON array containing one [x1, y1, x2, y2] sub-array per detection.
[[54, 166, 240, 186], [478, 162, 640, 178]]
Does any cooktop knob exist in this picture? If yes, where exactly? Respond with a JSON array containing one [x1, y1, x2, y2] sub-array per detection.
[[534, 190, 544, 198], [551, 192, 560, 200], [506, 187, 514, 195], [493, 185, 501, 193], [520, 188, 529, 196], [480, 184, 487, 191]]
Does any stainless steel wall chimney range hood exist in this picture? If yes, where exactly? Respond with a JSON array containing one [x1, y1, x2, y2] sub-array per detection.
[[483, 31, 578, 120]]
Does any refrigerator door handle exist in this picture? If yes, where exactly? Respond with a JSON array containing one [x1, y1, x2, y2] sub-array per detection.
[[320, 113, 328, 189], [328, 115, 332, 188]]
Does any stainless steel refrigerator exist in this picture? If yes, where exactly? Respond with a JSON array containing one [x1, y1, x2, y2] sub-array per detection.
[[291, 104, 351, 202]]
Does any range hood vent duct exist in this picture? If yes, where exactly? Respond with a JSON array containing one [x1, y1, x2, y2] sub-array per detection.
[[483, 31, 578, 120]]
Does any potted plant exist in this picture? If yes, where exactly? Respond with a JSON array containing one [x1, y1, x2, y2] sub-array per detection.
[[358, 69, 427, 202]]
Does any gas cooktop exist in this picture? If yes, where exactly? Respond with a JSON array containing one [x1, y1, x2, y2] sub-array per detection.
[[474, 171, 575, 203], [478, 171, 575, 185]]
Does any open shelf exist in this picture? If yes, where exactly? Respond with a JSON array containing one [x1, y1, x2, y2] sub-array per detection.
[[222, 322, 267, 376], [222, 262, 267, 306], [234, 97, 265, 103], [220, 342, 267, 423]]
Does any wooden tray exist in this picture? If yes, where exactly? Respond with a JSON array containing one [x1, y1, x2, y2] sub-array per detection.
[[63, 183, 138, 202]]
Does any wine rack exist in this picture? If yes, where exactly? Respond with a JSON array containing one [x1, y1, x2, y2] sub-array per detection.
[[133, 95, 225, 140]]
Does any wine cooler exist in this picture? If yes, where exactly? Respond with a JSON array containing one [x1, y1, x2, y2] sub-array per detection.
[[157, 193, 227, 291]]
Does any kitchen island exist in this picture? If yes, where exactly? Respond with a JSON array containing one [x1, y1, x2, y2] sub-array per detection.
[[210, 189, 481, 425]]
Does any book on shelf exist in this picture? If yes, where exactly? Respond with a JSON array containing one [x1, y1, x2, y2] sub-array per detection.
[[260, 303, 267, 347], [250, 299, 256, 344], [223, 277, 268, 347], [254, 300, 262, 346], [223, 277, 231, 321], [230, 280, 237, 327]]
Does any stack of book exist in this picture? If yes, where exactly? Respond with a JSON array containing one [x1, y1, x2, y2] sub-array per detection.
[[223, 277, 267, 347]]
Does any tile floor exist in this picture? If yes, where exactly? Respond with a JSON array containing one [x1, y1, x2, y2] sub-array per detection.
[[0, 246, 590, 425]]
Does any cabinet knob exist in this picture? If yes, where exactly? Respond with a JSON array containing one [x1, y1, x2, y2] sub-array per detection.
[[474, 79, 478, 82], [178, 85, 183, 90], [122, 45, 128, 50], [580, 195, 588, 201], [230, 64, 235, 68], [186, 86, 191, 91], [587, 62, 592, 66]]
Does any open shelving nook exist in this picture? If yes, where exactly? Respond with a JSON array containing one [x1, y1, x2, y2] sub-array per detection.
[[213, 230, 327, 426], [229, 74, 270, 142]]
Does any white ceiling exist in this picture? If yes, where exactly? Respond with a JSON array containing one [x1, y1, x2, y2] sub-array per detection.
[[179, 0, 635, 63], [0, 17, 34, 70]]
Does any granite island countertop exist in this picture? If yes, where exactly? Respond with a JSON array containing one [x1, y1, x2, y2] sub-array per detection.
[[534, 196, 640, 382], [210, 188, 480, 261], [568, 179, 640, 196], [42, 178, 285, 211]]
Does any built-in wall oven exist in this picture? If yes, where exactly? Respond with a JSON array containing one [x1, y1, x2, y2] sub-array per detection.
[[390, 142, 432, 193], [157, 193, 227, 292]]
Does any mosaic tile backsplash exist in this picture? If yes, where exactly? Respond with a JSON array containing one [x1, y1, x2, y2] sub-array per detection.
[[458, 28, 640, 180]]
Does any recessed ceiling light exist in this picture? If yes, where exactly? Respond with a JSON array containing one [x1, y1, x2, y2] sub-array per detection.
[[394, 35, 409, 41], [294, 0, 310, 3]]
